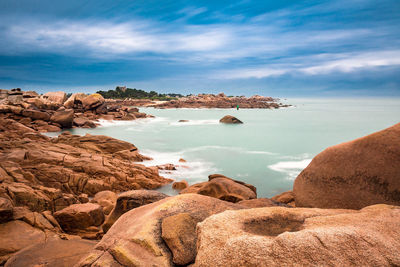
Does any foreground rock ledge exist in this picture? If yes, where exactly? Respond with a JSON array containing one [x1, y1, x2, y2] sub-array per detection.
[[194, 204, 400, 267], [294, 122, 400, 209]]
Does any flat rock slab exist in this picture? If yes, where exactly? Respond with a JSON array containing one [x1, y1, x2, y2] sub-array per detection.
[[5, 239, 97, 267]]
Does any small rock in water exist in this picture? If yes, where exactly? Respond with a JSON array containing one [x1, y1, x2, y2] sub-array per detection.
[[219, 115, 243, 124], [178, 120, 189, 122]]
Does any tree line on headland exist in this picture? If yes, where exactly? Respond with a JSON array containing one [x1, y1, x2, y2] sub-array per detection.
[[96, 86, 183, 100]]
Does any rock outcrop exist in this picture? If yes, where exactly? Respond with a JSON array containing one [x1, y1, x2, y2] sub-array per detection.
[[180, 174, 256, 203], [294, 123, 400, 209], [127, 93, 290, 109], [219, 115, 243, 124], [50, 108, 74, 128], [194, 204, 400, 267], [43, 91, 67, 105], [102, 190, 169, 233], [54, 203, 104, 238], [4, 239, 97, 267], [77, 194, 242, 267]]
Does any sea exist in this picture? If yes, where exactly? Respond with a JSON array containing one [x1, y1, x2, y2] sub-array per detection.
[[58, 98, 400, 198]]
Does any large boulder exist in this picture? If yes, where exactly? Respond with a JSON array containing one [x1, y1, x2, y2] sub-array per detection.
[[54, 203, 104, 237], [4, 239, 97, 267], [82, 93, 105, 110], [294, 123, 400, 209], [50, 108, 74, 128], [64, 93, 87, 109], [180, 174, 256, 203], [77, 194, 242, 267], [102, 190, 169, 233], [194, 204, 400, 267], [43, 91, 67, 105], [21, 109, 51, 121], [219, 115, 243, 124], [0, 220, 46, 265]]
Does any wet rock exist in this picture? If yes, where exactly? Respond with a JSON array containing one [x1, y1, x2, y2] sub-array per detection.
[[219, 115, 243, 124], [172, 180, 189, 191]]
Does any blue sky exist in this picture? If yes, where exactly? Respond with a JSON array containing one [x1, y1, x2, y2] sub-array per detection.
[[1, 0, 400, 96]]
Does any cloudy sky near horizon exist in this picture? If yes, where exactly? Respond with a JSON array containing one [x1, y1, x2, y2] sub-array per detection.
[[1, 0, 400, 96]]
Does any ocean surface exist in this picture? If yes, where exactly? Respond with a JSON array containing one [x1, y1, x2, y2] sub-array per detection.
[[63, 98, 400, 198]]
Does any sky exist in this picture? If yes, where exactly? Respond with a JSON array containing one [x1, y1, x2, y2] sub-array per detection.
[[0, 0, 400, 96]]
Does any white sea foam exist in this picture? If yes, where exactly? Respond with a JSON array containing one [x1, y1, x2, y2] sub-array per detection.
[[97, 117, 167, 127], [140, 149, 219, 184], [169, 119, 219, 126], [268, 158, 312, 180]]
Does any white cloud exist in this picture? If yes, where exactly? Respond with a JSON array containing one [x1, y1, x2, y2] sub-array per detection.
[[214, 50, 400, 79]]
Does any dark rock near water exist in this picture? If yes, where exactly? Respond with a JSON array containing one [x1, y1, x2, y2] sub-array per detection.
[[219, 115, 243, 124]]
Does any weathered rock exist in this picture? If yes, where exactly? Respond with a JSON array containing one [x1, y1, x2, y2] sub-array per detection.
[[271, 190, 295, 207], [219, 115, 243, 124], [194, 204, 400, 267], [43, 91, 67, 105], [91, 190, 117, 215], [54, 203, 104, 235], [0, 220, 46, 265], [82, 93, 105, 110], [294, 123, 400, 209], [180, 175, 256, 203], [102, 190, 169, 233], [162, 213, 199, 265], [78, 194, 243, 267], [0, 197, 13, 223], [50, 108, 74, 128], [21, 109, 50, 121], [172, 180, 189, 191], [64, 93, 87, 109], [22, 90, 39, 98], [73, 117, 96, 128], [237, 198, 283, 208], [7, 183, 51, 212], [4, 239, 97, 267]]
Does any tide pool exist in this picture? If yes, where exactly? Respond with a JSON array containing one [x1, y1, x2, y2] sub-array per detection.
[[66, 98, 400, 197]]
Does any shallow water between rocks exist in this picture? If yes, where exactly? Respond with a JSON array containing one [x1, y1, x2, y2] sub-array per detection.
[[53, 98, 400, 197]]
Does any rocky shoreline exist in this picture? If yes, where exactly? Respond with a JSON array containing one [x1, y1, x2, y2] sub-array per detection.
[[0, 88, 399, 266], [105, 92, 291, 109]]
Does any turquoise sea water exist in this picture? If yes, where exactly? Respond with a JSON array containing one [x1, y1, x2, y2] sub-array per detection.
[[66, 98, 400, 198]]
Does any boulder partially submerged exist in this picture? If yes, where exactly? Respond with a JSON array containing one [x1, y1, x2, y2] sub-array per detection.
[[219, 115, 243, 124]]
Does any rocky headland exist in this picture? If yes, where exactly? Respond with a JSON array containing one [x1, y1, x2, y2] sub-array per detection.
[[0, 88, 152, 133], [0, 88, 399, 266], [105, 92, 291, 109]]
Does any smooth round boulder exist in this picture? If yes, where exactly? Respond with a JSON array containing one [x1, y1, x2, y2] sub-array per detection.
[[219, 115, 243, 124], [294, 123, 400, 209], [172, 180, 189, 191], [82, 93, 105, 110]]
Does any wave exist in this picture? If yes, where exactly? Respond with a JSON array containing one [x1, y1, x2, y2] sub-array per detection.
[[268, 158, 312, 180], [169, 119, 219, 126], [97, 117, 167, 127], [140, 149, 219, 183]]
